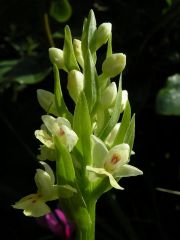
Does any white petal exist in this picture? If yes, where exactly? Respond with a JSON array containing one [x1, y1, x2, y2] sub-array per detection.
[[105, 123, 121, 147], [42, 115, 59, 135], [40, 161, 55, 184], [34, 169, 55, 199], [59, 125, 78, 151], [23, 200, 50, 217], [41, 115, 77, 151], [91, 135, 108, 167], [35, 130, 53, 148], [12, 194, 38, 209], [100, 82, 117, 108], [121, 90, 128, 111], [86, 166, 123, 190], [114, 164, 143, 177], [12, 193, 51, 217], [56, 117, 71, 128]]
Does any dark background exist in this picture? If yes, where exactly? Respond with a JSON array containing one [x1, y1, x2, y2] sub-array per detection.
[[0, 0, 179, 239]]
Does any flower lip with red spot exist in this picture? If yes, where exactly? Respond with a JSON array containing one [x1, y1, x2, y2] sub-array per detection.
[[111, 154, 121, 164], [104, 153, 122, 172], [59, 129, 65, 136]]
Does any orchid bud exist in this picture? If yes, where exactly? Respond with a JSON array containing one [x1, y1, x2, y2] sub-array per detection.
[[100, 82, 117, 108], [105, 123, 121, 147], [92, 23, 112, 51], [73, 39, 84, 68], [121, 90, 128, 111], [49, 47, 66, 70], [37, 89, 58, 116], [34, 169, 54, 199], [102, 53, 126, 78], [67, 70, 84, 102]]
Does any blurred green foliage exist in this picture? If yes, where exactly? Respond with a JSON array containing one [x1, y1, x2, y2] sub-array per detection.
[[1, 0, 180, 107], [156, 74, 180, 115], [50, 0, 72, 22], [0, 0, 72, 94]]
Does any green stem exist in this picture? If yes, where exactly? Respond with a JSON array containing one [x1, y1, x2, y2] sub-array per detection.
[[44, 13, 55, 47], [75, 200, 96, 240], [88, 200, 96, 240]]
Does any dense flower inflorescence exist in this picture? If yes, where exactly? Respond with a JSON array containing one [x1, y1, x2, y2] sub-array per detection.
[[13, 10, 143, 240]]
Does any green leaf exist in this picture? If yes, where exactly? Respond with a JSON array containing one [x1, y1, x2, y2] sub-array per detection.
[[53, 64, 73, 121], [156, 88, 180, 116], [165, 0, 173, 7], [99, 75, 122, 140], [14, 68, 51, 84], [63, 25, 80, 71], [54, 136, 76, 185], [81, 10, 97, 59], [0, 55, 50, 84], [0, 59, 18, 68], [156, 74, 180, 116], [50, 0, 72, 23], [167, 74, 180, 88], [123, 114, 135, 155], [83, 49, 97, 112], [73, 92, 92, 166], [112, 100, 131, 146], [0, 59, 19, 81]]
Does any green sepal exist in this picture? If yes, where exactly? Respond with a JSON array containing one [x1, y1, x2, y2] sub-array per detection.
[[73, 92, 92, 166], [54, 136, 76, 185], [53, 64, 73, 122], [83, 49, 98, 112], [63, 26, 80, 71], [123, 114, 135, 156], [58, 185, 77, 198], [112, 100, 131, 146], [81, 10, 97, 60], [14, 68, 51, 84], [99, 75, 122, 140], [106, 33, 112, 57]]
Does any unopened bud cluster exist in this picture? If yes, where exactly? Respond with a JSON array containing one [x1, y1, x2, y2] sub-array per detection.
[[49, 35, 126, 108]]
